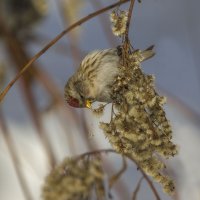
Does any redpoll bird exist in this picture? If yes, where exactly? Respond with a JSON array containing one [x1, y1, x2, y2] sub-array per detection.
[[64, 47, 154, 108]]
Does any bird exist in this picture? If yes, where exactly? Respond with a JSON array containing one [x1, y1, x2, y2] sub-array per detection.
[[64, 47, 154, 108]]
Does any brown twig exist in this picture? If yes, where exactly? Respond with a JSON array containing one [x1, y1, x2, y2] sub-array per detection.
[[76, 149, 161, 200], [33, 64, 81, 154], [77, 149, 115, 160], [0, 109, 33, 200], [132, 177, 144, 200], [109, 156, 127, 188], [30, 34, 86, 57], [20, 80, 56, 167], [0, 0, 130, 102], [1, 22, 57, 167], [142, 173, 161, 200], [0, 16, 55, 166], [56, 0, 98, 152], [127, 155, 161, 200], [124, 0, 136, 43]]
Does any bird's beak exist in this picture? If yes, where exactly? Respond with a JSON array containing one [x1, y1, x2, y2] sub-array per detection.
[[85, 100, 92, 109]]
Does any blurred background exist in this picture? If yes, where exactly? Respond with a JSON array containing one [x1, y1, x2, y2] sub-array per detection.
[[0, 0, 200, 199]]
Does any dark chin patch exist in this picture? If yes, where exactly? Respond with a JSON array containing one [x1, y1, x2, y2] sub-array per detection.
[[67, 97, 82, 108]]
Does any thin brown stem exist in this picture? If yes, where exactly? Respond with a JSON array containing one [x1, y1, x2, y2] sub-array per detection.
[[33, 65, 81, 155], [132, 177, 143, 200], [109, 156, 127, 188], [110, 103, 114, 122], [0, 109, 33, 200], [20, 80, 56, 167], [125, 0, 136, 43], [77, 149, 115, 160], [31, 34, 86, 57], [142, 172, 161, 200], [0, 0, 130, 102], [76, 149, 161, 200], [0, 22, 57, 166], [127, 155, 161, 200], [55, 0, 98, 152]]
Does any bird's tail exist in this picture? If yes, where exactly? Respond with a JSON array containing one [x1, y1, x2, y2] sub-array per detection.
[[134, 45, 155, 62], [116, 45, 155, 62]]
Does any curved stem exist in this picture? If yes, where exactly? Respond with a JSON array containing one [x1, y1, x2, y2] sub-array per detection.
[[132, 176, 143, 200], [76, 149, 161, 200], [0, 0, 130, 102], [125, 0, 136, 43]]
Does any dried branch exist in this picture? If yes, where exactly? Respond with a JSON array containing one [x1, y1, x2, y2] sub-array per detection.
[[109, 156, 127, 188], [0, 0, 130, 102], [132, 177, 143, 200], [77, 149, 115, 160], [142, 173, 161, 200], [31, 34, 86, 57], [0, 21, 57, 166], [127, 155, 162, 200], [124, 0, 136, 43], [55, 0, 97, 151], [76, 149, 161, 200], [21, 79, 56, 167]]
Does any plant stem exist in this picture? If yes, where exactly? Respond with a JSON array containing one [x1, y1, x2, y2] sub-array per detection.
[[125, 0, 136, 43], [0, 0, 130, 102]]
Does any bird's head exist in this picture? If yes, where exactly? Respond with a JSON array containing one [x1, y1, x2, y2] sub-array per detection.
[[64, 77, 92, 108]]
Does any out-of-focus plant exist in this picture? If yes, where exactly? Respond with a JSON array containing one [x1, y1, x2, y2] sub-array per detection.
[[0, 0, 47, 36], [0, 64, 6, 90]]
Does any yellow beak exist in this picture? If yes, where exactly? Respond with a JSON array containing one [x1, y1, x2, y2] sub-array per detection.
[[86, 100, 92, 109]]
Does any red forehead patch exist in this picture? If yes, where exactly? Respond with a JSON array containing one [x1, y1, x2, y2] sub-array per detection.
[[67, 96, 80, 108]]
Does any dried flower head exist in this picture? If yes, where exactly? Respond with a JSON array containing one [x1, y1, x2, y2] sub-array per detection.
[[99, 47, 178, 194], [110, 9, 128, 36], [91, 104, 107, 117], [42, 156, 105, 200]]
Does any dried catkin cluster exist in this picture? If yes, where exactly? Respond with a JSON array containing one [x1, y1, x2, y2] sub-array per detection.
[[110, 9, 128, 36], [42, 157, 105, 200], [92, 104, 107, 117], [99, 49, 178, 194]]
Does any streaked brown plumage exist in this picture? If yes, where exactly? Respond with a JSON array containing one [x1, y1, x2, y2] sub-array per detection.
[[64, 48, 120, 107], [64, 47, 154, 108]]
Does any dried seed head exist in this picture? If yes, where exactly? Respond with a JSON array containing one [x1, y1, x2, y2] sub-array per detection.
[[98, 47, 177, 194], [110, 10, 128, 36], [92, 104, 106, 117], [42, 157, 105, 200]]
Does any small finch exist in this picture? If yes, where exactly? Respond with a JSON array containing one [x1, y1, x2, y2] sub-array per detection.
[[64, 47, 154, 108]]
